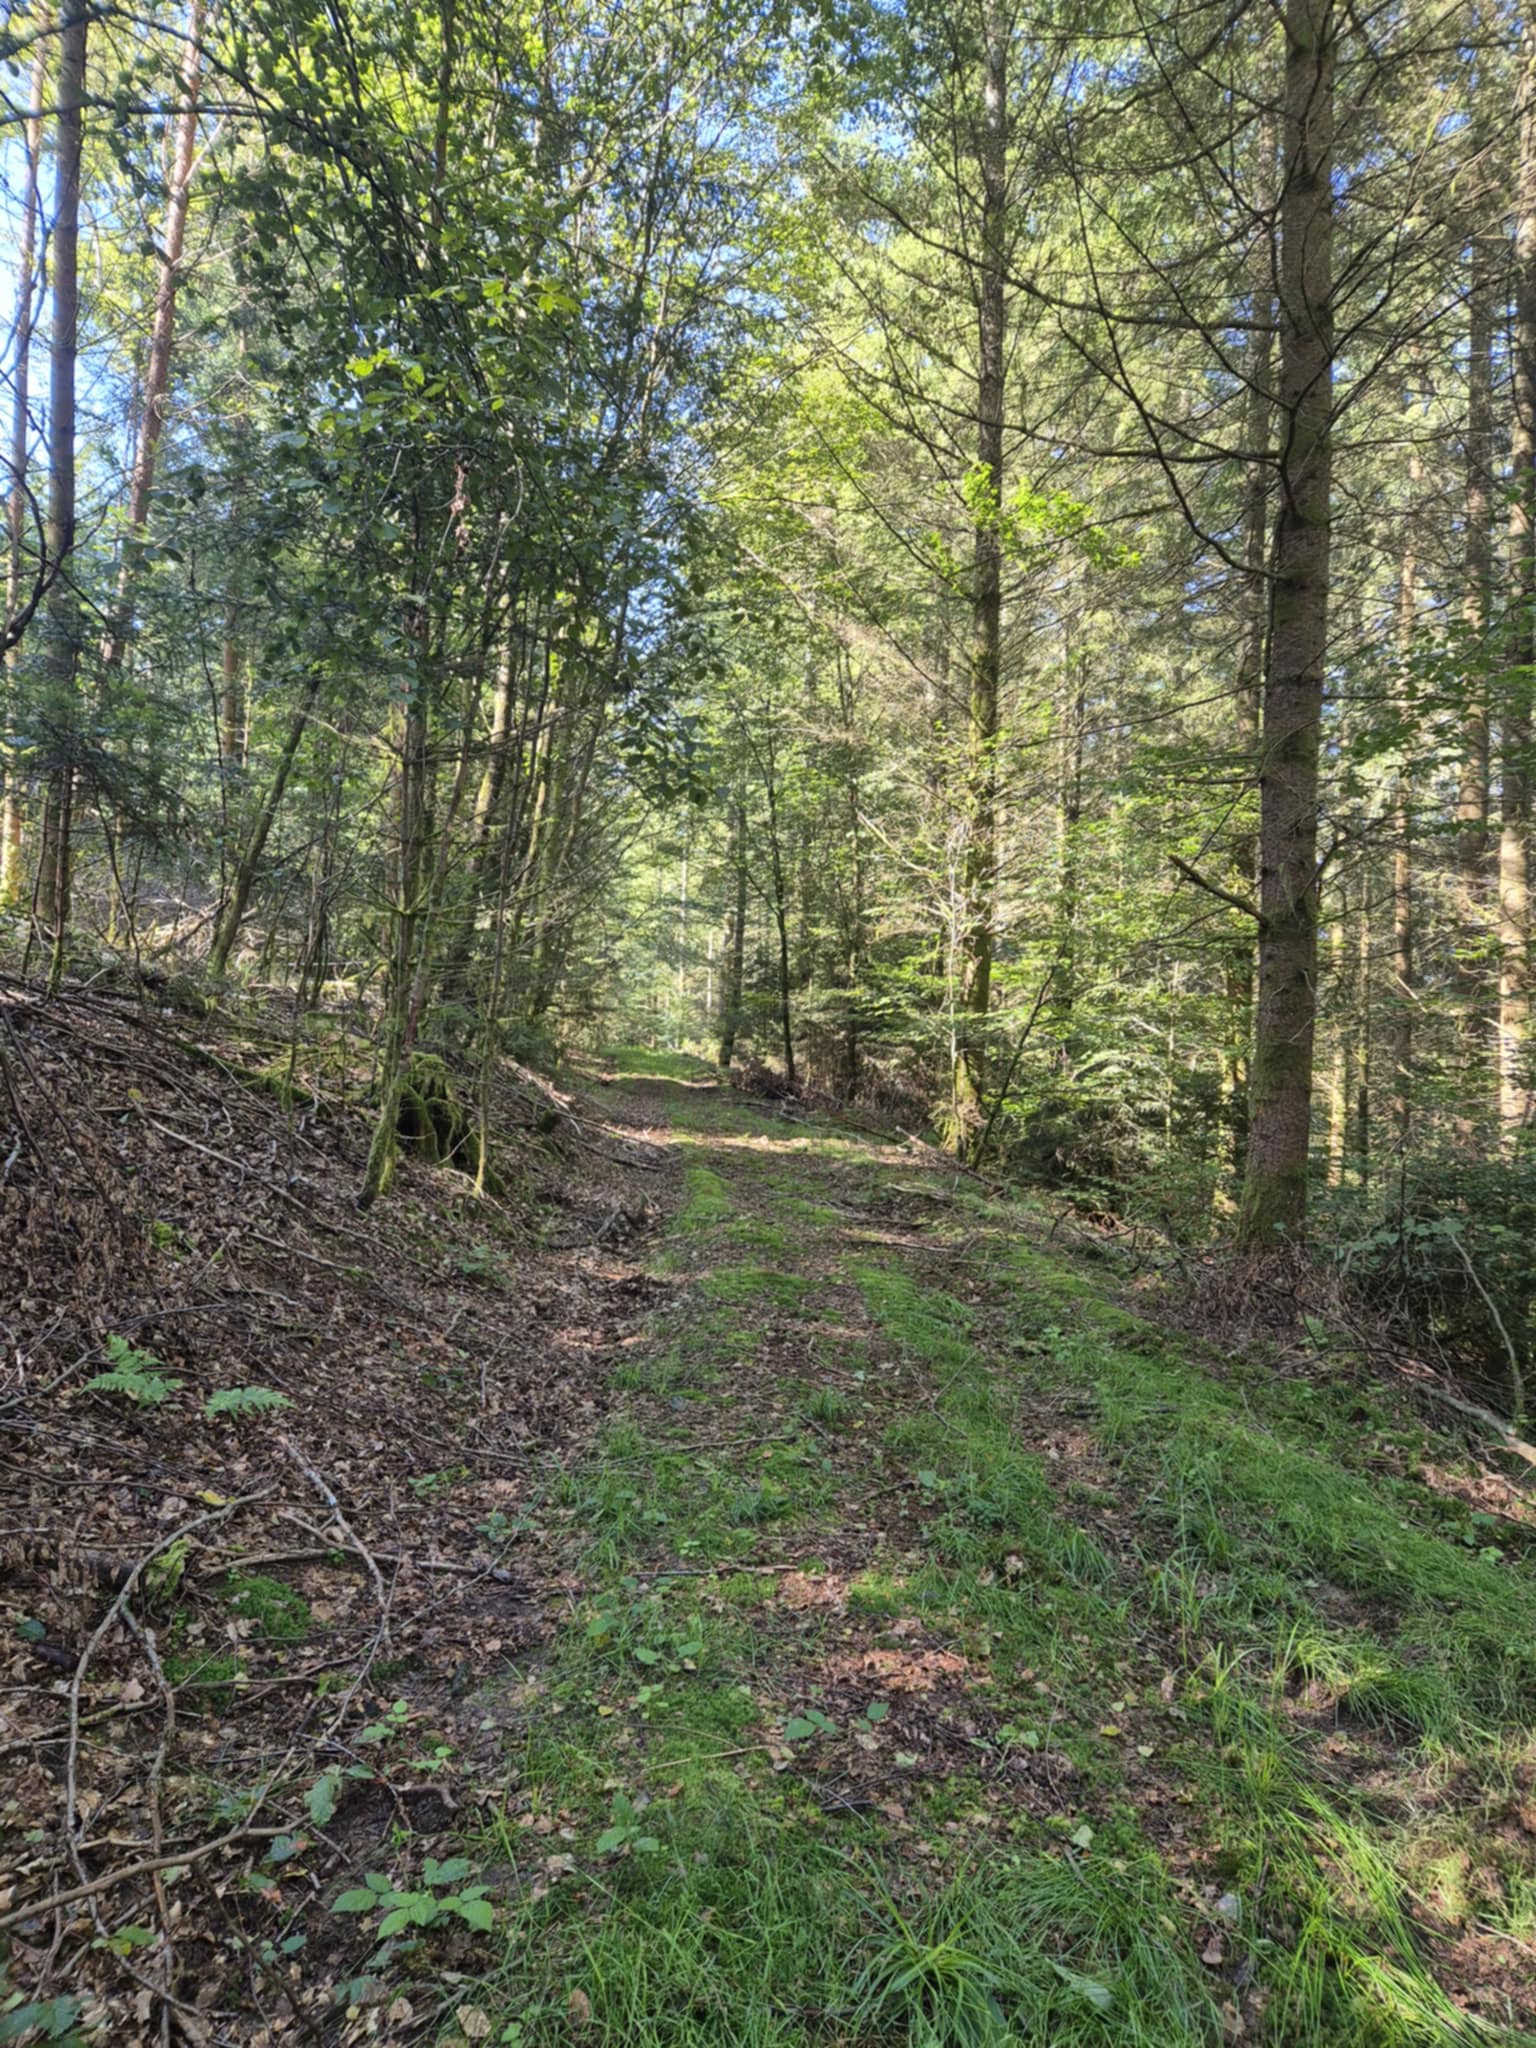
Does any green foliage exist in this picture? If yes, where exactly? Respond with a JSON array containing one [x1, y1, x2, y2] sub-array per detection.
[[1327, 1155, 1536, 1416], [204, 1384, 292, 1419], [0, 1996, 86, 2045], [595, 1790, 662, 1856], [86, 1335, 182, 1408], [331, 1858, 495, 1940]]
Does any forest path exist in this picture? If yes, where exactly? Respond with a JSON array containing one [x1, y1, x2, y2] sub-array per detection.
[[463, 1052, 1536, 2046]]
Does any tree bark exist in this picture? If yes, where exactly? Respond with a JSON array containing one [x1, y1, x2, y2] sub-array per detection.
[[39, 4, 88, 990], [207, 671, 321, 975], [718, 798, 748, 1072], [953, 0, 1008, 1148], [1325, 877, 1350, 1186], [0, 43, 47, 909], [1500, 31, 1536, 1153], [1390, 438, 1421, 1151], [99, 0, 206, 677], [1236, 0, 1334, 1245], [1456, 212, 1494, 1134], [761, 739, 796, 1088], [1052, 658, 1084, 1051], [1225, 104, 1278, 1185]]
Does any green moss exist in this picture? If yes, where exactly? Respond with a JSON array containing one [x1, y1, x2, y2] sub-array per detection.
[[699, 1265, 814, 1313], [220, 1571, 312, 1644]]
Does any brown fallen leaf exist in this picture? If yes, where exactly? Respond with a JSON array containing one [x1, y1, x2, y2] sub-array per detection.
[[569, 1987, 593, 2026]]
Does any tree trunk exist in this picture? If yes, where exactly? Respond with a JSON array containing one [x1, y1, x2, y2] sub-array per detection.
[[207, 671, 322, 975], [39, 3, 88, 990], [220, 619, 245, 773], [1237, 0, 1334, 1246], [0, 43, 47, 910], [761, 745, 796, 1089], [1052, 659, 1084, 1053], [953, 0, 1007, 1147], [1325, 878, 1350, 1185], [1458, 218, 1494, 1045], [1500, 32, 1536, 1153], [99, 0, 206, 677], [1225, 104, 1277, 1188], [1390, 438, 1421, 1151], [718, 798, 748, 1072], [1355, 886, 1372, 1192]]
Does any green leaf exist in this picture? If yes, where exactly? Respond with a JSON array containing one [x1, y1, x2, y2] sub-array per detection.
[[424, 1855, 471, 1886], [865, 1700, 890, 1723], [596, 1826, 629, 1853], [98, 1922, 157, 1957], [306, 1769, 341, 1826], [1051, 1962, 1114, 2011], [378, 1896, 438, 1937], [783, 1717, 818, 1742], [331, 1888, 377, 1914], [450, 1895, 495, 1932], [87, 1365, 182, 1407], [0, 1998, 85, 2043], [205, 1385, 293, 1418]]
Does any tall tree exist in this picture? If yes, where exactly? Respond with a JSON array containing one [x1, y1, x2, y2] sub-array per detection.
[[36, 1, 88, 992], [1236, 0, 1335, 1245], [1501, 30, 1536, 1152], [0, 40, 47, 907]]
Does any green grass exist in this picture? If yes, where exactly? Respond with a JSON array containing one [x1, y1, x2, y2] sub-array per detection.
[[444, 1077, 1536, 2047], [674, 1159, 733, 1234], [699, 1264, 815, 1314], [602, 1044, 718, 1081]]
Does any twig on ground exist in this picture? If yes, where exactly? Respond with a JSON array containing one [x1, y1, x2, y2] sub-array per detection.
[[277, 1437, 390, 1627]]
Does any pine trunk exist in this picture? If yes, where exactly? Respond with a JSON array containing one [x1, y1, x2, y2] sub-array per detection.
[[1500, 34, 1536, 1151], [953, 0, 1007, 1148], [1237, 0, 1334, 1246], [39, 4, 88, 988], [1457, 218, 1494, 1131], [0, 44, 47, 909]]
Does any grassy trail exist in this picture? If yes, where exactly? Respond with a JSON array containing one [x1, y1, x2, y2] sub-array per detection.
[[467, 1054, 1536, 2047]]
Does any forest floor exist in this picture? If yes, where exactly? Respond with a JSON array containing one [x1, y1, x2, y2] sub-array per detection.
[[5, 1013, 1536, 2046]]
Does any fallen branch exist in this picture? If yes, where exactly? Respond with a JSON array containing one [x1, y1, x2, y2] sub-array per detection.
[[278, 1437, 390, 1628], [0, 1818, 281, 1935]]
